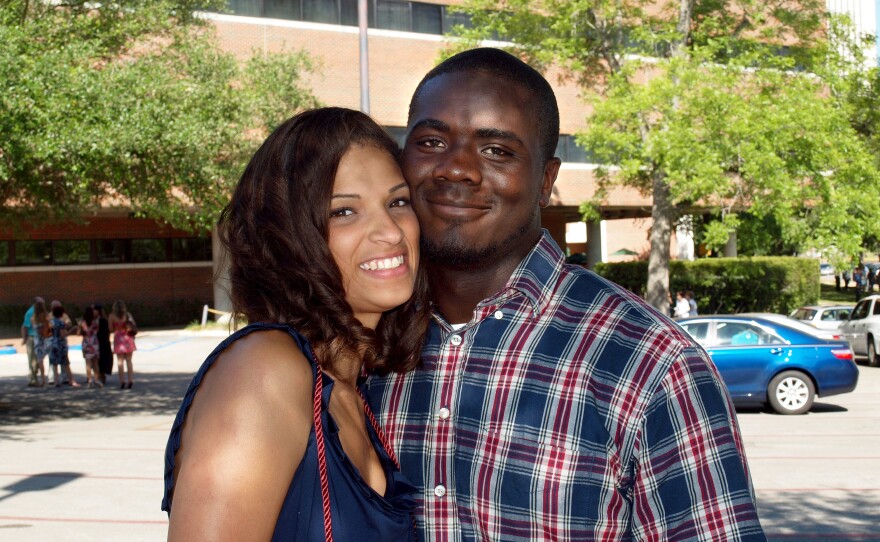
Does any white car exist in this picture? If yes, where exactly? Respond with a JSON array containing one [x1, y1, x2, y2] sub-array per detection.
[[789, 305, 854, 332], [839, 295, 880, 367]]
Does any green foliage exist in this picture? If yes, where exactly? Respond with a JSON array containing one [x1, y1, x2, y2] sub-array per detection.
[[595, 257, 820, 314], [0, 0, 319, 231], [452, 0, 880, 308]]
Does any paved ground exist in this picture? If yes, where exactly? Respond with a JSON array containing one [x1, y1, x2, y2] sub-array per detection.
[[0, 329, 878, 541]]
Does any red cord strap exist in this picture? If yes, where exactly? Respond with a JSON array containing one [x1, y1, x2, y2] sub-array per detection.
[[312, 361, 334, 542]]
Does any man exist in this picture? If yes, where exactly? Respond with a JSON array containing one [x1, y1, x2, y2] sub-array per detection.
[[369, 48, 764, 540], [20, 296, 44, 387], [686, 290, 699, 316]]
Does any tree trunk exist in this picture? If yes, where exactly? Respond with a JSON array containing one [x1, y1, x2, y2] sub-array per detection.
[[647, 173, 675, 311]]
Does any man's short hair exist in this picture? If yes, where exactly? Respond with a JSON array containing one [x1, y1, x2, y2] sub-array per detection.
[[408, 47, 560, 161]]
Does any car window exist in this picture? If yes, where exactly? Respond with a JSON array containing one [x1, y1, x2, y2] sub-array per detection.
[[792, 308, 816, 320], [852, 301, 870, 320], [714, 322, 784, 346], [679, 322, 709, 344], [874, 301, 880, 316], [821, 310, 838, 321], [837, 309, 851, 320]]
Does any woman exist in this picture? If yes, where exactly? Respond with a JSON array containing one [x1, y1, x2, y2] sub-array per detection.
[[109, 300, 137, 389], [48, 303, 79, 388], [30, 299, 49, 387], [80, 306, 102, 388], [163, 107, 429, 541], [95, 304, 113, 385]]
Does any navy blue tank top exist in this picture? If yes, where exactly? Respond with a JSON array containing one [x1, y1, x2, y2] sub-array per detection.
[[162, 323, 417, 541]]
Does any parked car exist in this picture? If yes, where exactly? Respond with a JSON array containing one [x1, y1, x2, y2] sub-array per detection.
[[677, 315, 858, 414], [789, 305, 853, 333], [820, 263, 835, 276], [839, 294, 880, 367]]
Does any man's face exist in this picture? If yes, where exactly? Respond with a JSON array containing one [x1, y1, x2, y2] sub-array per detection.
[[402, 71, 559, 268]]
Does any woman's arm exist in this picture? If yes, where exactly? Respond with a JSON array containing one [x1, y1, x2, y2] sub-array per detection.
[[167, 330, 314, 542]]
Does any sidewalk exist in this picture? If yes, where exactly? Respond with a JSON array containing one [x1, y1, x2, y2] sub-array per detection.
[[1, 328, 879, 541], [0, 329, 226, 541]]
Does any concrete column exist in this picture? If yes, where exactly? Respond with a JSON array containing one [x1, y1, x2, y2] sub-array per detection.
[[586, 220, 606, 270], [723, 230, 738, 258], [211, 226, 232, 313]]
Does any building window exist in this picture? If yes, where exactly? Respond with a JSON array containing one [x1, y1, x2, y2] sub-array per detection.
[[264, 0, 301, 20], [0, 241, 8, 266], [304, 0, 340, 23], [441, 6, 472, 34], [412, 2, 442, 34], [384, 126, 407, 147], [340, 0, 359, 25], [132, 239, 169, 263], [172, 238, 213, 262], [556, 134, 598, 164], [97, 239, 126, 264], [216, 1, 472, 36], [15, 241, 53, 265], [54, 240, 91, 264], [227, 0, 261, 16]]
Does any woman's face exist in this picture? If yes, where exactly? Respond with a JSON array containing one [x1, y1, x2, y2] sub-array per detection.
[[328, 144, 420, 330]]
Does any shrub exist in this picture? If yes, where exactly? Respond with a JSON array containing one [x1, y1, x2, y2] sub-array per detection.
[[594, 257, 819, 315]]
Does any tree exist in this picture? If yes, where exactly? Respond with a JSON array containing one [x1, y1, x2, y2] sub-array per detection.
[[0, 0, 318, 232], [451, 0, 880, 310]]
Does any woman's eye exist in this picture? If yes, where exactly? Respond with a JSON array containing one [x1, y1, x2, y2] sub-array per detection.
[[389, 197, 411, 208], [329, 207, 354, 218]]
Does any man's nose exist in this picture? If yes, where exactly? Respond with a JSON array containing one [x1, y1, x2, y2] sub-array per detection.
[[432, 143, 481, 184]]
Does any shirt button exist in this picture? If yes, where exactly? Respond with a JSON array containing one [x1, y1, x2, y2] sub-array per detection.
[[434, 484, 447, 497], [450, 334, 462, 346], [438, 407, 450, 420], [494, 310, 504, 320]]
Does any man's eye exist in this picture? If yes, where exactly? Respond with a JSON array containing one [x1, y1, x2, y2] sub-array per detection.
[[483, 146, 510, 156], [330, 207, 354, 218], [417, 138, 444, 148]]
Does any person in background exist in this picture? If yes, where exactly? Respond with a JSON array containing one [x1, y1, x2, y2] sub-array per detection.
[[673, 290, 691, 318], [163, 107, 428, 540], [48, 302, 79, 388], [21, 296, 45, 387], [94, 304, 113, 386], [368, 47, 763, 540], [29, 298, 49, 387], [80, 306, 103, 388], [686, 290, 699, 316], [109, 300, 137, 389]]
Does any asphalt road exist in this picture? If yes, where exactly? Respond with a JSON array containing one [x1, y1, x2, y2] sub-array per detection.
[[0, 330, 878, 541]]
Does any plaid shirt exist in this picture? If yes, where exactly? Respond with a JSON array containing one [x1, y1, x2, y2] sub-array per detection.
[[368, 232, 765, 541]]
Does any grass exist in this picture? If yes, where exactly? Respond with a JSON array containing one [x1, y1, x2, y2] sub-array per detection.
[[819, 282, 875, 305]]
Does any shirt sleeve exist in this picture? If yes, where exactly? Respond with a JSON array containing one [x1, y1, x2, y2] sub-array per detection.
[[629, 346, 766, 541]]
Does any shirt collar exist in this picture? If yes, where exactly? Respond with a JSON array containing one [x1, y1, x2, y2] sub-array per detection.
[[475, 229, 564, 319]]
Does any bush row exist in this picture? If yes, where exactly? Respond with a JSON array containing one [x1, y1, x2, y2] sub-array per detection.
[[594, 257, 819, 315]]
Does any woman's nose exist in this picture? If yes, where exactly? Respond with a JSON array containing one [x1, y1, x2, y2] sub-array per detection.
[[368, 210, 405, 245]]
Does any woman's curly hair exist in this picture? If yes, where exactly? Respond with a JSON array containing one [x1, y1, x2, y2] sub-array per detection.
[[218, 107, 430, 374]]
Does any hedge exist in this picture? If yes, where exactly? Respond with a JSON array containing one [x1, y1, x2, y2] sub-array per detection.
[[594, 257, 819, 315]]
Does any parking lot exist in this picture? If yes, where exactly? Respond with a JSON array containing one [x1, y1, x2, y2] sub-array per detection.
[[0, 329, 878, 541]]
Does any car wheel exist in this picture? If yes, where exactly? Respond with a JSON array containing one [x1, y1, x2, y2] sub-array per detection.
[[868, 338, 880, 368], [768, 371, 815, 415]]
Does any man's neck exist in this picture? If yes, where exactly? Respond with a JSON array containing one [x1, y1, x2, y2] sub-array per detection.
[[428, 239, 539, 324]]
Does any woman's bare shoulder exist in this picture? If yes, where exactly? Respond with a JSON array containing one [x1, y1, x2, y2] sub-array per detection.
[[168, 329, 315, 540]]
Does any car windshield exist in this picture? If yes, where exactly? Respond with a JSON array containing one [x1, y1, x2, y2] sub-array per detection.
[[791, 308, 817, 320]]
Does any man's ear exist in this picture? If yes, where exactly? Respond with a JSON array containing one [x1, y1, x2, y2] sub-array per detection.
[[539, 157, 561, 208]]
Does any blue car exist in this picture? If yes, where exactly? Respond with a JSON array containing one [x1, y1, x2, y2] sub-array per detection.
[[677, 315, 859, 414]]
